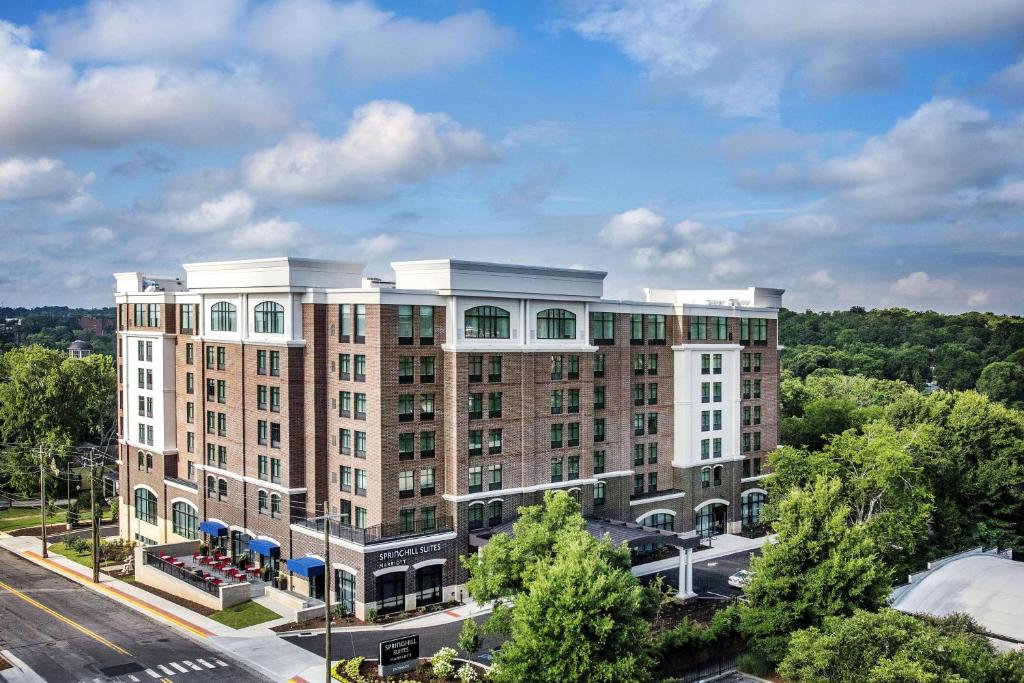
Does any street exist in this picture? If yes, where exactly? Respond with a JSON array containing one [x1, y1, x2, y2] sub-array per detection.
[[0, 548, 265, 683]]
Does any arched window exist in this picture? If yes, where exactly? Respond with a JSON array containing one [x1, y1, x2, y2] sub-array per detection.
[[210, 302, 237, 332], [254, 301, 285, 334], [487, 500, 503, 526], [258, 490, 268, 513], [206, 475, 216, 495], [464, 306, 510, 339], [172, 501, 197, 539], [134, 488, 156, 524], [594, 481, 606, 506], [270, 493, 281, 517], [713, 465, 723, 487], [536, 308, 576, 339], [701, 467, 711, 489], [568, 488, 582, 505], [742, 492, 767, 527], [468, 502, 484, 531], [645, 513, 674, 531], [217, 478, 228, 499]]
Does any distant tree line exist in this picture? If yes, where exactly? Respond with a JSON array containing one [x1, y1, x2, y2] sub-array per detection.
[[0, 306, 116, 356], [780, 307, 1024, 406]]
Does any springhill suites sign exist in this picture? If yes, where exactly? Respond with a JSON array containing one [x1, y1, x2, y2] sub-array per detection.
[[375, 542, 443, 568]]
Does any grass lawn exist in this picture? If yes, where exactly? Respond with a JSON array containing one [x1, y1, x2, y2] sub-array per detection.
[[209, 600, 280, 629], [0, 507, 66, 533], [49, 541, 95, 568]]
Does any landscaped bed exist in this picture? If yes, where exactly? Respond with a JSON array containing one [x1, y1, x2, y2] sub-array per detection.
[[331, 651, 487, 683], [272, 600, 460, 632], [208, 600, 280, 629]]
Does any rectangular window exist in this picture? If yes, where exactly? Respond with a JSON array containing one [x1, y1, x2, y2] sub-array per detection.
[[743, 432, 751, 453], [713, 438, 722, 458], [270, 386, 280, 413], [743, 406, 751, 426], [594, 417, 605, 442], [355, 468, 367, 495], [354, 431, 366, 457], [633, 413, 644, 436], [487, 464, 502, 491], [633, 474, 643, 495], [420, 356, 435, 383], [701, 438, 710, 460], [567, 422, 580, 447], [753, 353, 762, 372], [488, 356, 502, 382], [753, 319, 768, 345], [689, 316, 708, 340], [648, 472, 658, 493], [257, 419, 267, 444], [647, 412, 658, 434], [399, 508, 415, 532], [258, 454, 269, 480], [713, 353, 723, 374], [713, 382, 722, 403], [647, 354, 658, 375], [743, 380, 752, 400], [354, 393, 367, 419], [550, 355, 563, 380], [550, 457, 563, 482], [355, 507, 367, 529], [567, 355, 580, 380], [354, 304, 366, 341], [339, 353, 351, 379], [257, 385, 268, 410], [590, 311, 614, 344], [633, 353, 644, 376], [186, 432, 194, 453], [419, 306, 434, 345], [488, 428, 503, 454], [701, 353, 711, 375], [468, 393, 483, 419], [701, 411, 710, 432], [634, 383, 644, 406], [702, 382, 711, 404], [216, 380, 226, 404], [551, 390, 563, 415], [420, 431, 435, 457], [270, 422, 280, 448], [633, 443, 644, 466], [398, 470, 414, 498], [340, 465, 352, 491], [754, 432, 762, 450], [754, 379, 762, 398], [647, 442, 659, 464], [270, 350, 280, 377], [468, 466, 483, 493], [710, 316, 728, 341], [271, 457, 280, 483], [420, 506, 436, 531], [568, 455, 580, 480], [468, 355, 483, 382], [206, 378, 216, 402], [630, 314, 643, 344], [340, 391, 352, 417], [420, 468, 436, 496], [354, 354, 365, 381], [181, 304, 193, 332], [397, 305, 413, 343], [713, 410, 722, 430], [568, 388, 580, 413], [647, 383, 658, 405], [594, 386, 605, 410], [339, 428, 351, 454], [256, 350, 267, 375], [217, 412, 227, 436], [399, 433, 414, 460], [186, 402, 194, 423], [754, 405, 762, 425], [594, 450, 605, 474], [550, 424, 563, 448], [740, 318, 749, 343], [645, 314, 665, 343], [185, 372, 194, 394], [339, 304, 351, 340], [398, 356, 414, 384], [468, 429, 483, 456], [742, 353, 751, 373], [488, 391, 502, 418], [215, 346, 226, 370], [217, 445, 227, 468]]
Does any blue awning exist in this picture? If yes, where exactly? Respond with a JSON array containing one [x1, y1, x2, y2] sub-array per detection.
[[198, 520, 227, 537], [249, 539, 280, 558], [286, 556, 325, 578]]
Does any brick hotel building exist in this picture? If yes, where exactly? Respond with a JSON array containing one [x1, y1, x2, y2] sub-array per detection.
[[115, 258, 781, 618]]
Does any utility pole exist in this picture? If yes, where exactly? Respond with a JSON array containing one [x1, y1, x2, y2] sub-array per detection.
[[39, 444, 48, 558], [90, 450, 101, 583], [323, 501, 332, 683]]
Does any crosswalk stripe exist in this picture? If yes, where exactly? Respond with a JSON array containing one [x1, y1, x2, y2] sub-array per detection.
[[128, 676, 140, 682], [183, 660, 202, 671], [157, 665, 175, 675], [197, 658, 215, 669], [169, 663, 188, 673], [145, 670, 160, 679], [215, 660, 228, 667]]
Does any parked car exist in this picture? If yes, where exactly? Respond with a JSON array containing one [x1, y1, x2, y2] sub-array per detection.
[[728, 569, 753, 588]]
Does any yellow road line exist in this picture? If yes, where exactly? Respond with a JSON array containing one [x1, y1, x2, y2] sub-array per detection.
[[23, 551, 212, 639], [0, 578, 131, 656]]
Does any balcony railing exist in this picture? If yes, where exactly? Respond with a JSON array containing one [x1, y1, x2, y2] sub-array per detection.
[[143, 551, 218, 595], [165, 475, 197, 491], [292, 515, 454, 546]]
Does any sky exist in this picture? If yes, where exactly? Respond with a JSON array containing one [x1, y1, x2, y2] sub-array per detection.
[[0, 0, 1022, 313]]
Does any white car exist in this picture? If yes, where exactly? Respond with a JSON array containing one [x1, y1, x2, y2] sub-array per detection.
[[728, 569, 753, 589]]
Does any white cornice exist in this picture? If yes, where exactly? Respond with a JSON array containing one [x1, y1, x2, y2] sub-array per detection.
[[629, 491, 686, 506], [195, 463, 306, 494], [442, 477, 598, 503]]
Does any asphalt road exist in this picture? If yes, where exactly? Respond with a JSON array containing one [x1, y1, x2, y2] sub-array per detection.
[[640, 548, 760, 599], [0, 548, 266, 683]]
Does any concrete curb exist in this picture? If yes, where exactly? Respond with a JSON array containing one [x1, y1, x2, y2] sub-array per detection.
[[0, 649, 47, 683], [275, 604, 494, 637]]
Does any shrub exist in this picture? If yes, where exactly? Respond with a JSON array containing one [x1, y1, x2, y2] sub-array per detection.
[[431, 646, 458, 678], [344, 657, 363, 680], [458, 618, 481, 655], [367, 607, 378, 622], [736, 652, 771, 677], [66, 536, 89, 553], [456, 663, 478, 683]]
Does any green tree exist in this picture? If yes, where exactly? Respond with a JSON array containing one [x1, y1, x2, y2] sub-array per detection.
[[740, 476, 890, 664], [457, 617, 481, 655], [489, 531, 653, 683], [976, 361, 1024, 408], [779, 609, 1016, 683]]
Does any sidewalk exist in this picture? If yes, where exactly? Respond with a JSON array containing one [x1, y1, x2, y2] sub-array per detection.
[[0, 533, 323, 682], [279, 598, 491, 636]]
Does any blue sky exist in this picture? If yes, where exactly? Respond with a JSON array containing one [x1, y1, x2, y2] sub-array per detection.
[[0, 1, 1022, 312]]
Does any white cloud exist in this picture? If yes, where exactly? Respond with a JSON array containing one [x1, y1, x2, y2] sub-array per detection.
[[0, 156, 92, 202], [229, 218, 303, 249], [569, 1, 1024, 117], [0, 21, 289, 151], [967, 290, 991, 306], [356, 233, 402, 258], [890, 271, 956, 299], [743, 99, 1024, 222], [804, 269, 836, 290], [987, 57, 1024, 102], [42, 0, 247, 62], [241, 100, 497, 202], [87, 226, 115, 244], [174, 191, 255, 234], [600, 208, 666, 246]]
